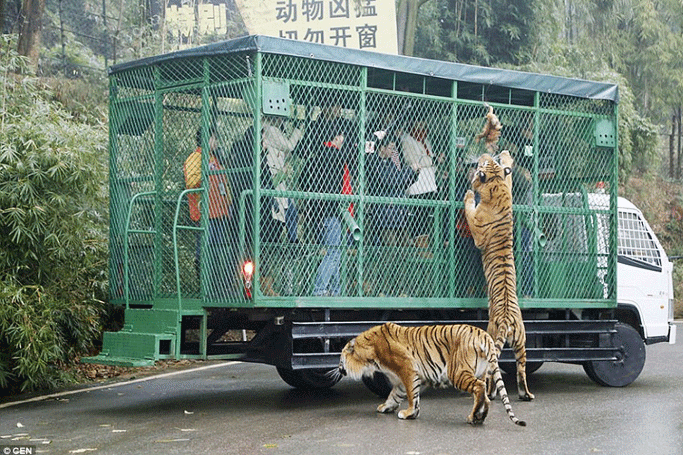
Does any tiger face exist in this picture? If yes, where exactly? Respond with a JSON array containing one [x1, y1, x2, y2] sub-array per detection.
[[338, 337, 381, 381], [464, 151, 514, 250], [470, 151, 513, 201]]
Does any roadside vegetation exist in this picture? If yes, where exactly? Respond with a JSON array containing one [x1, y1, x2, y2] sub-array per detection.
[[0, 37, 109, 393]]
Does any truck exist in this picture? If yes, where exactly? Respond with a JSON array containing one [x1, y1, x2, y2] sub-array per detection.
[[84, 35, 676, 392]]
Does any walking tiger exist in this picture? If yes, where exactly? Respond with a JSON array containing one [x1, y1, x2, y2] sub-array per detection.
[[337, 322, 526, 426]]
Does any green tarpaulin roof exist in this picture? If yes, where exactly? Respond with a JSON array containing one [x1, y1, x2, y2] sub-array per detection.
[[110, 35, 618, 103]]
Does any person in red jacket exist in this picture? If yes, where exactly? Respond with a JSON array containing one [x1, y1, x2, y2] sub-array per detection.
[[184, 127, 235, 299]]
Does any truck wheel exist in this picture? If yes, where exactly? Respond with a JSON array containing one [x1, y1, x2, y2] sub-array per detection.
[[362, 372, 392, 398], [276, 367, 341, 390], [582, 322, 646, 387]]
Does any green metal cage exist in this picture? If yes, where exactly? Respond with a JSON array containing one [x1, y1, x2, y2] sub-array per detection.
[[93, 35, 619, 366]]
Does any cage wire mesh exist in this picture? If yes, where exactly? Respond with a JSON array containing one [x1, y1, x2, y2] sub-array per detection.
[[108, 41, 617, 307]]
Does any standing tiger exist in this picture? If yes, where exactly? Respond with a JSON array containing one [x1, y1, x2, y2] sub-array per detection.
[[464, 150, 535, 401], [337, 322, 526, 426]]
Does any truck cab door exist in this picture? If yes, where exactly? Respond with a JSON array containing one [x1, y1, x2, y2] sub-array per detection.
[[616, 201, 673, 342]]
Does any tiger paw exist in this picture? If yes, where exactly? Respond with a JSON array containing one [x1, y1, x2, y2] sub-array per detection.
[[377, 403, 398, 414], [466, 414, 485, 425], [464, 189, 475, 205], [398, 408, 419, 420], [499, 150, 513, 168], [519, 392, 535, 401]]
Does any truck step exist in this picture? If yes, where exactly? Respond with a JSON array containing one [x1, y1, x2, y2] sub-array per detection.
[[82, 331, 176, 366], [122, 308, 179, 334]]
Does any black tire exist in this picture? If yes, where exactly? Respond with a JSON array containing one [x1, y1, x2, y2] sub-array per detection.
[[582, 322, 646, 387], [361, 372, 392, 398], [276, 367, 341, 390], [499, 361, 544, 376]]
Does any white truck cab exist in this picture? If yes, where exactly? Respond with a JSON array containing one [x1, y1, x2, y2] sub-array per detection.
[[616, 197, 677, 345], [529, 193, 677, 387]]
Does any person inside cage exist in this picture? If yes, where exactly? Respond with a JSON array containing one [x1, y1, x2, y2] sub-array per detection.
[[456, 156, 486, 296], [501, 114, 545, 298], [365, 130, 419, 247], [364, 130, 419, 296], [302, 118, 354, 297], [262, 115, 304, 244], [400, 119, 438, 258], [184, 126, 235, 299]]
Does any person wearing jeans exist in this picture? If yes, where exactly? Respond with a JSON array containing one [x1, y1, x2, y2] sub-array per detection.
[[313, 215, 343, 296], [303, 118, 353, 297]]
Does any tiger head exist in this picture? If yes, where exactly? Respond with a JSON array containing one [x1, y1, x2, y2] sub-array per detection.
[[470, 151, 513, 202], [338, 333, 382, 380]]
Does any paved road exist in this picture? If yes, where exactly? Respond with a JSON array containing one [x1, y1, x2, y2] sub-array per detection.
[[1, 327, 681, 455]]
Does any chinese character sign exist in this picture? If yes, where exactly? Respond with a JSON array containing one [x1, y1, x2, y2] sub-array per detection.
[[166, 0, 228, 42], [235, 0, 398, 54], [198, 3, 227, 35]]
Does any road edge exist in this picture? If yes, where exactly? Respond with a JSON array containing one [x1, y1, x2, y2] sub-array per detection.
[[0, 361, 239, 410]]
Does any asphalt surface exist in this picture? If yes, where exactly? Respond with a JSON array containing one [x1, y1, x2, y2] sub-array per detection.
[[1, 324, 681, 455]]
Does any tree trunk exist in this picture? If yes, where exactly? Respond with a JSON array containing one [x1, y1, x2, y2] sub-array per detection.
[[397, 0, 432, 56], [403, 0, 419, 56], [0, 0, 6, 34], [455, 0, 463, 38], [396, 0, 408, 55], [677, 106, 682, 180], [58, 0, 66, 76], [671, 113, 676, 179], [565, 0, 573, 45], [102, 0, 109, 69], [113, 0, 126, 64], [17, 0, 46, 72]]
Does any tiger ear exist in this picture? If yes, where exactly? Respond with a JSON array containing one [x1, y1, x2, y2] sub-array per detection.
[[503, 167, 512, 176], [348, 338, 355, 352], [478, 171, 486, 183]]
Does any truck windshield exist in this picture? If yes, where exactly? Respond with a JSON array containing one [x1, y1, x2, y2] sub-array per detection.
[[618, 211, 661, 267]]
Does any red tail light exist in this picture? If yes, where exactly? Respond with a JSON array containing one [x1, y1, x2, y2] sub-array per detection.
[[242, 260, 254, 299]]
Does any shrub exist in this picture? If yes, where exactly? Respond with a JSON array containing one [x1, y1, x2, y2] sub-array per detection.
[[0, 35, 108, 393], [0, 283, 105, 392]]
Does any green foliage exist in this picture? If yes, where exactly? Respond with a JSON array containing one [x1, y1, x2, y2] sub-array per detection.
[[44, 77, 109, 126], [0, 283, 104, 392], [673, 265, 683, 319], [412, 0, 678, 180], [415, 0, 536, 66], [0, 35, 108, 392], [629, 115, 660, 175]]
